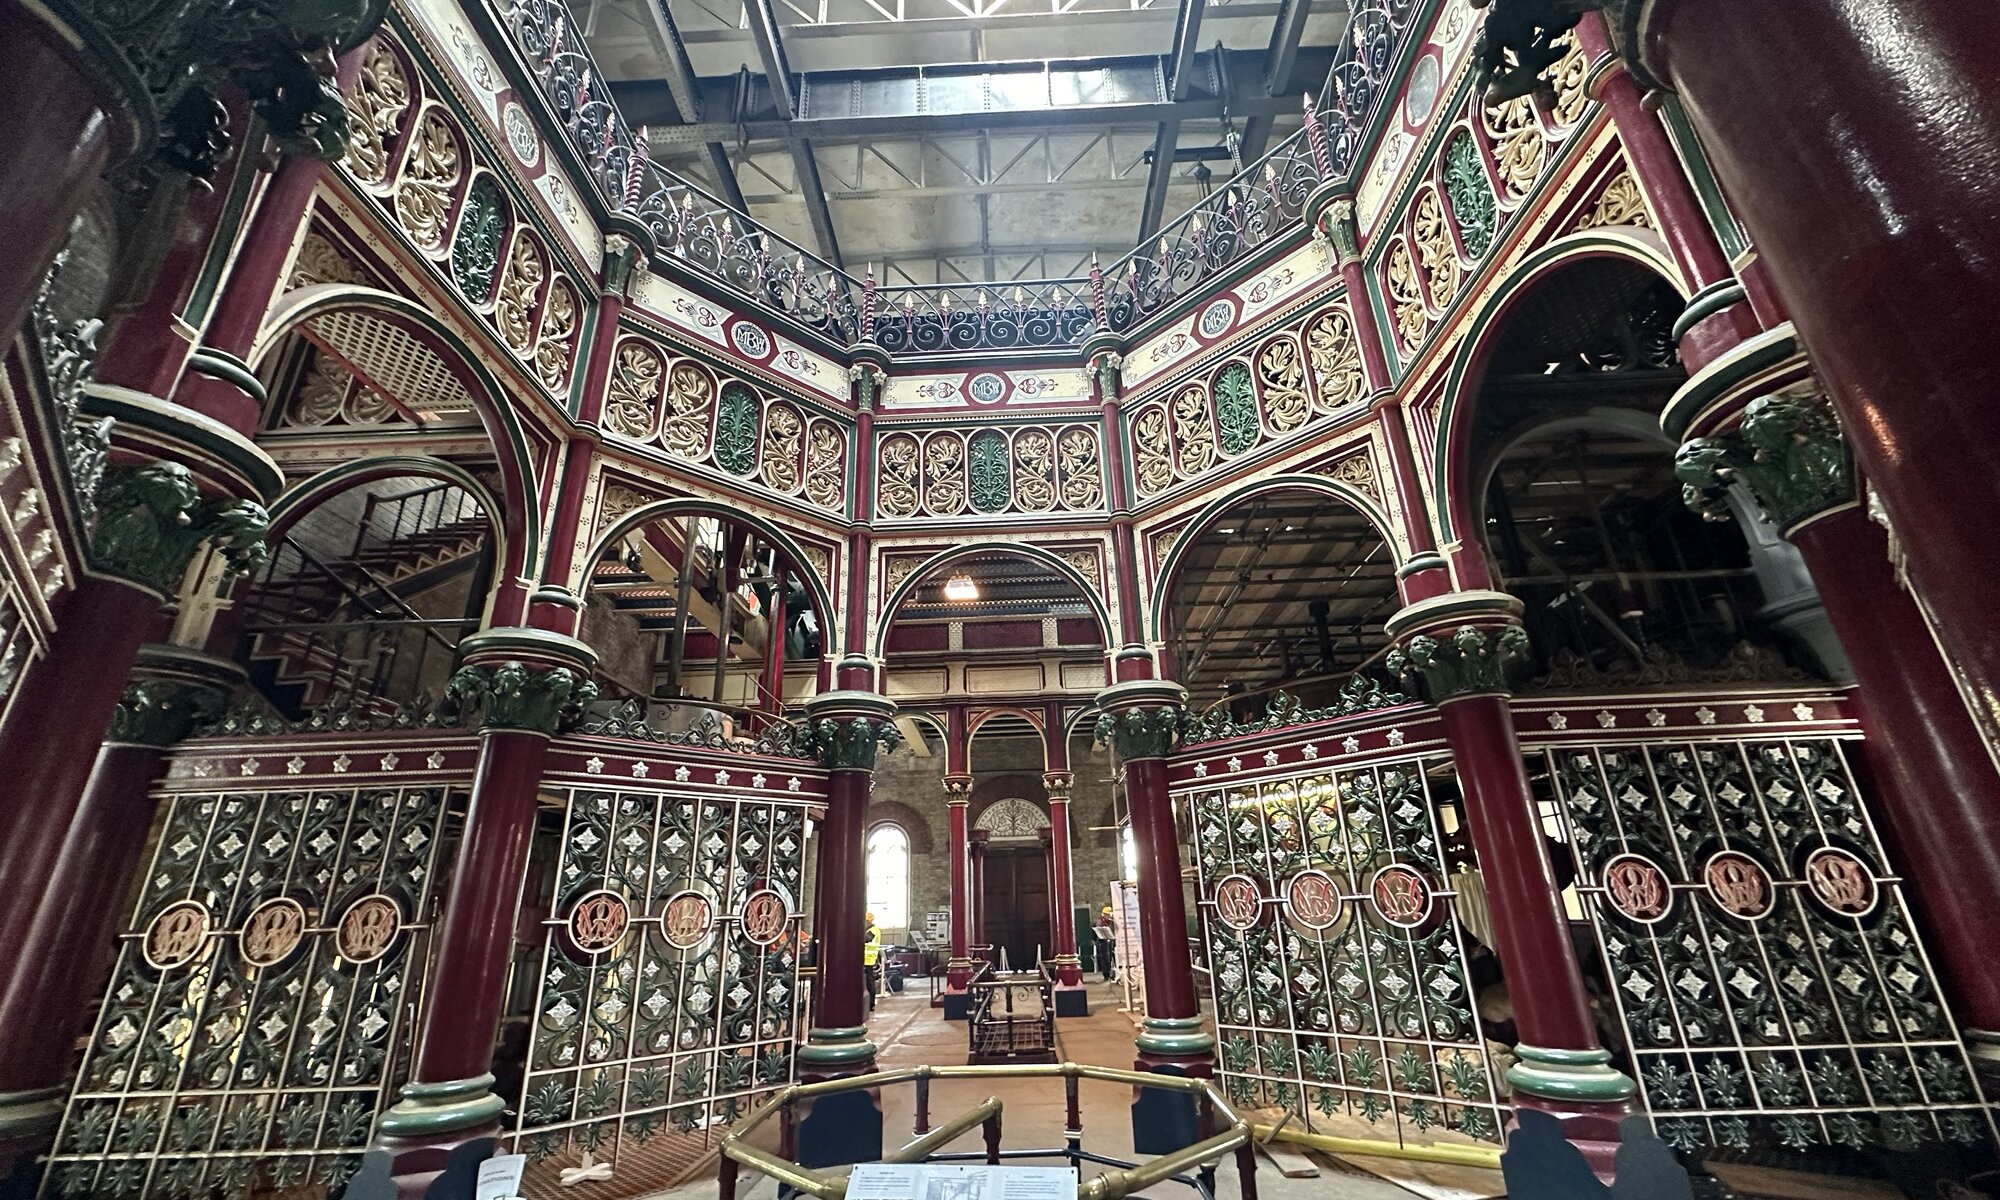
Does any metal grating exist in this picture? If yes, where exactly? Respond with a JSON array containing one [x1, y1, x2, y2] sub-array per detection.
[[305, 310, 477, 418]]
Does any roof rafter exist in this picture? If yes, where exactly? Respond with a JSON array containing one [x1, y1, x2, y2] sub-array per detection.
[[743, 0, 846, 265]]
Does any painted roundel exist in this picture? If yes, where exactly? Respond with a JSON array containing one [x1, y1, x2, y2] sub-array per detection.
[[143, 900, 211, 970], [662, 889, 717, 949], [1804, 846, 1880, 918], [966, 372, 1008, 404], [1703, 850, 1776, 921], [1368, 864, 1433, 929], [240, 896, 309, 968], [728, 320, 772, 359], [1197, 297, 1237, 339], [1600, 853, 1674, 925], [568, 889, 631, 954], [740, 887, 792, 947], [1282, 870, 1346, 940], [336, 894, 403, 964], [1211, 874, 1263, 931]]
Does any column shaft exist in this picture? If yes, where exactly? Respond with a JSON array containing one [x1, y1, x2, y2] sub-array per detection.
[[811, 766, 871, 1037], [1788, 508, 2000, 1032], [969, 831, 990, 963], [945, 794, 972, 990], [1124, 757, 1198, 1023], [1045, 798, 1081, 986], [1636, 0, 2000, 748]]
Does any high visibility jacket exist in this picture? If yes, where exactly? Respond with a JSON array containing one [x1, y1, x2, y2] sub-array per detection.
[[862, 926, 881, 966]]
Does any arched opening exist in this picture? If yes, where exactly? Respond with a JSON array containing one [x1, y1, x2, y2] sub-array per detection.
[[578, 508, 827, 739], [865, 824, 912, 935], [232, 470, 497, 721], [1159, 484, 1404, 722], [1465, 259, 1833, 683]]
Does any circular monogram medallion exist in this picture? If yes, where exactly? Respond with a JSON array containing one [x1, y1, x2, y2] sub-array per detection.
[[143, 900, 211, 970], [335, 894, 403, 964], [1804, 846, 1880, 918], [1703, 850, 1776, 921], [1197, 298, 1236, 339], [568, 889, 632, 954], [240, 897, 309, 968], [967, 372, 1007, 403], [729, 320, 772, 359], [662, 890, 717, 949], [502, 102, 540, 165], [740, 888, 791, 947], [1368, 864, 1433, 930], [1283, 870, 1344, 933], [1600, 853, 1674, 925], [1211, 874, 1263, 931]]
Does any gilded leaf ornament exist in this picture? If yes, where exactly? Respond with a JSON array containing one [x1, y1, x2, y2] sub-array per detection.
[[1411, 188, 1459, 311], [1012, 429, 1057, 512], [340, 41, 410, 186], [660, 362, 715, 459], [878, 434, 921, 517], [1056, 427, 1103, 510], [1306, 306, 1365, 411], [287, 355, 350, 426], [495, 235, 546, 355], [1256, 336, 1310, 434], [393, 110, 461, 251], [714, 384, 761, 475], [1172, 384, 1217, 476], [536, 282, 578, 391], [1385, 240, 1428, 355], [604, 342, 663, 440], [760, 403, 805, 493], [1482, 95, 1546, 199], [289, 233, 369, 288], [1578, 172, 1652, 230], [1133, 406, 1173, 498], [923, 434, 967, 514], [804, 422, 845, 511], [1544, 33, 1591, 128]]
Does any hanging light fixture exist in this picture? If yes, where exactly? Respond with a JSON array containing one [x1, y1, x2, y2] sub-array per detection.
[[943, 573, 979, 602]]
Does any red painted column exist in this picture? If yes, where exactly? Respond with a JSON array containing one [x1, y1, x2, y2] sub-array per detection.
[[944, 779, 973, 992], [1624, 0, 2000, 753], [375, 630, 594, 1161], [1785, 509, 2000, 1040], [969, 830, 991, 965], [1386, 595, 1632, 1174], [797, 690, 895, 1075], [0, 2, 145, 342], [1043, 772, 1083, 990], [757, 564, 789, 722]]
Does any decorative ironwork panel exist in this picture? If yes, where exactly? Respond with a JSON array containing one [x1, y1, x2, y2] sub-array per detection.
[[514, 787, 808, 1161], [1187, 756, 1506, 1145], [1547, 738, 1994, 1153], [44, 785, 456, 1198]]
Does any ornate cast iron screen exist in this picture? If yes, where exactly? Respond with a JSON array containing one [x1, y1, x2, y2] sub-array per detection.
[[1546, 737, 1995, 1153], [513, 785, 809, 1165], [43, 783, 458, 1198], [1185, 754, 1508, 1146]]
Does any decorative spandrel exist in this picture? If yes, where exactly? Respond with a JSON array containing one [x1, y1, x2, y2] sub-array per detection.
[[1548, 739, 1994, 1154], [1188, 758, 1505, 1146], [514, 786, 809, 1163], [44, 785, 457, 1199]]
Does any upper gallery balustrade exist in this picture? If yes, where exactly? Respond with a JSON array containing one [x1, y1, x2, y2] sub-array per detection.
[[492, 0, 1429, 358]]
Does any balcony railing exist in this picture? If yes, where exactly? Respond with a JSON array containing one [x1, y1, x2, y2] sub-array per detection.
[[491, 0, 1429, 357]]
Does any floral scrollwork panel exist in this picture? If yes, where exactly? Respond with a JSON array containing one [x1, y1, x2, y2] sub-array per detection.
[[967, 429, 1010, 514], [760, 403, 805, 494], [1306, 305, 1366, 413], [1056, 426, 1103, 510], [1172, 384, 1217, 476], [660, 363, 716, 461], [494, 233, 547, 356], [1578, 172, 1653, 231], [392, 108, 462, 253], [878, 433, 921, 518], [536, 282, 579, 393], [1543, 33, 1591, 129], [449, 175, 507, 306], [1483, 96, 1546, 200], [1133, 405, 1173, 499], [1442, 132, 1497, 260], [604, 341, 664, 441], [1410, 188, 1459, 312], [922, 433, 967, 515], [1256, 335, 1311, 434], [1385, 239, 1428, 357], [803, 420, 845, 512], [714, 384, 761, 476], [340, 39, 412, 187], [1012, 429, 1056, 512], [1215, 363, 1260, 456]]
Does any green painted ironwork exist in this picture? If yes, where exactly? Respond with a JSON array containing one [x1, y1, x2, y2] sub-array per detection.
[[967, 429, 1009, 513], [450, 177, 507, 306], [1214, 363, 1260, 456], [715, 384, 760, 476], [1442, 132, 1496, 260]]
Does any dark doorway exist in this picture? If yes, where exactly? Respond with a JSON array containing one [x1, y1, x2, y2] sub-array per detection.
[[982, 846, 1050, 969]]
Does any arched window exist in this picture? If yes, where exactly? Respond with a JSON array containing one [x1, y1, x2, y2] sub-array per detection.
[[865, 824, 911, 930], [1120, 823, 1138, 883]]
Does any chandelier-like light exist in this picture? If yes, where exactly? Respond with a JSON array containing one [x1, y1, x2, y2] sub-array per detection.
[[943, 573, 979, 602]]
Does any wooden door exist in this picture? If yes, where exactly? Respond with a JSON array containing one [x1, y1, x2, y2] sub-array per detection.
[[981, 845, 1049, 969]]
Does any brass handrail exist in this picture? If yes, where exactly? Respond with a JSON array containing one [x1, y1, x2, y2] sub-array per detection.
[[718, 1062, 1253, 1200]]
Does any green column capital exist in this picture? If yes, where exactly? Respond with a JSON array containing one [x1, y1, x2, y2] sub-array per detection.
[[90, 462, 271, 598], [799, 691, 900, 770], [1385, 617, 1534, 703], [445, 660, 598, 734], [1674, 386, 1854, 535]]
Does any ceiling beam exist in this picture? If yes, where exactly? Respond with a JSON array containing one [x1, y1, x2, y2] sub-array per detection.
[[1238, 0, 1320, 159], [613, 47, 1334, 144], [1139, 0, 1207, 241], [743, 0, 845, 266], [641, 0, 752, 212]]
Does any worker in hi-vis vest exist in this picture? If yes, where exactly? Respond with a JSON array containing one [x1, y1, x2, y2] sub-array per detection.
[[862, 912, 882, 1010]]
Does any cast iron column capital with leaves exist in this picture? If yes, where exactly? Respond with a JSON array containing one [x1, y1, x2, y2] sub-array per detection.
[[1383, 591, 1533, 703], [105, 645, 248, 748], [90, 462, 271, 599], [1674, 384, 1854, 535], [1091, 679, 1187, 762], [799, 690, 901, 770], [444, 628, 600, 735]]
